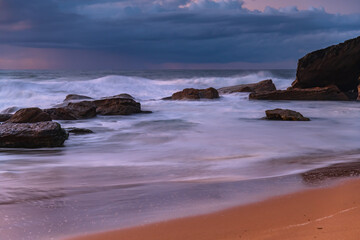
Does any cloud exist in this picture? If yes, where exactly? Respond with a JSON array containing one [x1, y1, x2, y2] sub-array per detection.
[[0, 0, 360, 69]]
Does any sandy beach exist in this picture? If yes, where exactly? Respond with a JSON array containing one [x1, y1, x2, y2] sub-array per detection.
[[68, 177, 360, 240]]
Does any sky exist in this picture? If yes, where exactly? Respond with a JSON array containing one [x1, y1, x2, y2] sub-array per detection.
[[0, 0, 360, 70]]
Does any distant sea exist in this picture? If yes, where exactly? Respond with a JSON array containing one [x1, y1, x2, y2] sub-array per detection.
[[0, 69, 359, 240]]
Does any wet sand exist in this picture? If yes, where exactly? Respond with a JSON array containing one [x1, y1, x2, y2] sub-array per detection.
[[68, 177, 360, 240]]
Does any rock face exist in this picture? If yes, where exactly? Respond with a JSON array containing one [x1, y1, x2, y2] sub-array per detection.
[[265, 109, 310, 121], [0, 114, 13, 122], [357, 83, 360, 100], [44, 101, 97, 120], [249, 85, 349, 101], [64, 94, 93, 101], [104, 93, 134, 100], [0, 122, 68, 148], [169, 88, 219, 100], [292, 36, 360, 94], [94, 98, 142, 115], [7, 108, 52, 123], [218, 80, 276, 94]]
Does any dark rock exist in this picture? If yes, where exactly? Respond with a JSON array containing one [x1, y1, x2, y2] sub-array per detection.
[[7, 108, 52, 123], [64, 94, 93, 101], [293, 36, 360, 93], [249, 85, 349, 101], [67, 128, 94, 134], [44, 101, 97, 120], [218, 79, 276, 94], [0, 122, 68, 148], [0, 114, 13, 122], [94, 98, 142, 115], [170, 87, 219, 100], [265, 108, 310, 121], [302, 162, 360, 184]]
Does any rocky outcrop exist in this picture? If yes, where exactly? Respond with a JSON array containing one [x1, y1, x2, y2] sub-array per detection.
[[0, 114, 13, 122], [249, 85, 349, 101], [64, 94, 93, 101], [7, 108, 52, 123], [357, 83, 360, 101], [94, 98, 142, 115], [265, 109, 310, 121], [292, 36, 360, 96], [218, 79, 276, 94], [0, 122, 68, 148], [166, 87, 219, 100], [44, 101, 97, 120]]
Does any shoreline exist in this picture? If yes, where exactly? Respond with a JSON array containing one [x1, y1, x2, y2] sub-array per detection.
[[67, 176, 360, 240]]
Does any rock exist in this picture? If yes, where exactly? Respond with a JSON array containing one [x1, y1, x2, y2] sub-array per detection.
[[218, 79, 276, 94], [44, 101, 97, 120], [357, 83, 360, 101], [249, 85, 349, 101], [64, 94, 93, 101], [0, 122, 68, 148], [104, 93, 135, 100], [293, 36, 360, 94], [169, 87, 219, 100], [94, 98, 142, 115], [7, 108, 52, 123], [265, 109, 310, 121], [0, 114, 13, 122], [67, 128, 94, 134]]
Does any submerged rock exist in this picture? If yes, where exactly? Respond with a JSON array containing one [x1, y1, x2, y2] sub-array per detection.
[[1, 106, 20, 114], [64, 94, 93, 102], [0, 114, 13, 122], [0, 122, 68, 148], [293, 36, 360, 95], [7, 108, 52, 123], [249, 85, 349, 101], [167, 87, 219, 100], [265, 109, 310, 121], [67, 127, 94, 134], [94, 98, 142, 115], [218, 79, 276, 94]]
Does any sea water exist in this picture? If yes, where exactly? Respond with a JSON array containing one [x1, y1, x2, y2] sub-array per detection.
[[0, 70, 359, 240]]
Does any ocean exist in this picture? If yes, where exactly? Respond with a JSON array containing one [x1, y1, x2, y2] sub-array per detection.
[[0, 70, 359, 240]]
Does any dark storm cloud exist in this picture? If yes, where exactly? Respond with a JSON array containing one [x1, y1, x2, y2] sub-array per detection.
[[1, 0, 360, 66]]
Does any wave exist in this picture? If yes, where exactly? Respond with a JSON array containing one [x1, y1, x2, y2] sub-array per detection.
[[0, 70, 294, 111]]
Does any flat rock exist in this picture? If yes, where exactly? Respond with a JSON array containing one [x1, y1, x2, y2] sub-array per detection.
[[293, 36, 360, 94], [64, 94, 93, 101], [0, 122, 68, 148], [0, 114, 13, 122], [265, 108, 310, 121], [7, 108, 52, 123], [94, 98, 142, 115], [218, 79, 276, 94], [249, 85, 349, 101], [168, 87, 219, 100]]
